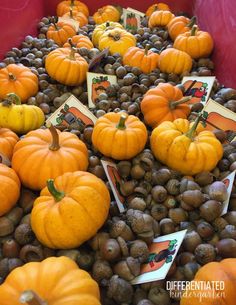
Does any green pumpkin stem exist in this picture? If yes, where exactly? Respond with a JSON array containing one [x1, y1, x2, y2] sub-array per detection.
[[117, 113, 128, 130], [185, 113, 203, 139], [47, 123, 60, 151], [19, 290, 47, 305], [47, 179, 65, 202], [8, 72, 17, 81], [190, 25, 198, 36], [187, 16, 197, 28], [169, 96, 192, 109], [6, 93, 22, 105]]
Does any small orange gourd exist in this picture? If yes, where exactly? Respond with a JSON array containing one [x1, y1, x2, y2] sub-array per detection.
[[167, 15, 197, 41], [46, 20, 76, 46], [63, 35, 93, 49], [148, 10, 174, 28], [146, 3, 170, 17], [0, 128, 19, 160], [93, 5, 120, 24], [56, 0, 89, 17], [62, 8, 88, 27]]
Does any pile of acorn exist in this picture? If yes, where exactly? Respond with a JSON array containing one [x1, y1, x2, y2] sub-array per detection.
[[0, 10, 236, 305]]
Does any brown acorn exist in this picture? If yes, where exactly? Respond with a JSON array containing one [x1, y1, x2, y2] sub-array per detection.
[[0, 258, 23, 279], [148, 287, 171, 305], [182, 262, 200, 280], [14, 224, 35, 245], [131, 164, 146, 179], [200, 200, 223, 221], [165, 179, 180, 195], [194, 171, 214, 186], [197, 222, 215, 240], [57, 249, 79, 261], [117, 161, 132, 178], [168, 208, 188, 224], [213, 217, 228, 231], [151, 204, 168, 221], [117, 236, 129, 257], [120, 180, 137, 196], [19, 245, 44, 263], [194, 243, 216, 264], [109, 220, 134, 241], [163, 195, 177, 209], [128, 197, 146, 211], [152, 186, 167, 203], [89, 232, 110, 251], [208, 233, 220, 246], [180, 190, 204, 208], [129, 240, 149, 263], [159, 218, 175, 235], [0, 217, 15, 237], [76, 249, 94, 271], [100, 239, 121, 261], [216, 238, 236, 258], [179, 178, 200, 193], [183, 231, 202, 253], [208, 181, 228, 202], [107, 275, 133, 304], [18, 188, 37, 213], [224, 211, 236, 225], [5, 207, 23, 226], [176, 252, 196, 266], [2, 239, 20, 258], [151, 168, 171, 185], [133, 288, 148, 305], [113, 256, 141, 281], [92, 259, 113, 283]]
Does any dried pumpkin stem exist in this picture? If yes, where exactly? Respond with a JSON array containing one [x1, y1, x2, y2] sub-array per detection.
[[117, 113, 128, 130], [6, 93, 22, 105], [19, 290, 47, 305], [47, 179, 65, 202], [71, 0, 75, 7], [69, 47, 77, 60], [47, 123, 60, 150], [191, 25, 198, 36], [153, 4, 159, 11], [108, 33, 121, 41], [69, 7, 73, 19], [68, 38, 75, 48], [169, 96, 192, 109], [106, 21, 110, 27], [185, 113, 203, 139], [144, 45, 150, 55], [8, 72, 16, 81], [187, 16, 197, 28]]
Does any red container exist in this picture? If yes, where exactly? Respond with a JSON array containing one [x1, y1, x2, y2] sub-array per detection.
[[1, 0, 236, 88]]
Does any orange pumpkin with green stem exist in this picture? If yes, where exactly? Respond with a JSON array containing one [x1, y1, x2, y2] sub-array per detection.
[[12, 124, 88, 190], [92, 112, 148, 160], [62, 7, 88, 27], [46, 19, 76, 47], [31, 171, 110, 249], [123, 45, 160, 74], [150, 114, 223, 175], [0, 256, 101, 305], [56, 0, 89, 17], [93, 5, 120, 24], [148, 10, 174, 28], [63, 35, 93, 49], [0, 128, 19, 160], [146, 3, 170, 17], [141, 83, 191, 128], [173, 25, 214, 59], [0, 64, 38, 102], [168, 16, 197, 41]]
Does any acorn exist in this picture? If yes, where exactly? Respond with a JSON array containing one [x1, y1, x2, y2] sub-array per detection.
[[224, 211, 236, 225], [183, 231, 202, 253], [89, 232, 110, 251], [18, 188, 37, 213], [117, 161, 132, 178], [117, 236, 129, 257], [197, 222, 215, 240], [107, 275, 133, 304], [5, 207, 23, 226], [128, 197, 146, 211], [100, 238, 121, 261], [148, 287, 171, 305], [220, 225, 236, 240], [151, 186, 167, 203], [131, 164, 146, 180], [168, 208, 188, 224], [176, 252, 196, 266], [194, 244, 216, 264], [2, 239, 20, 258], [194, 171, 214, 186], [0, 217, 15, 237], [57, 249, 79, 261], [151, 204, 168, 221], [213, 217, 228, 231], [179, 178, 200, 193], [216, 238, 236, 258], [113, 256, 141, 281], [109, 220, 134, 241], [92, 260, 113, 283], [120, 180, 137, 196], [179, 221, 196, 232], [76, 249, 94, 271], [133, 289, 148, 305], [129, 240, 149, 263], [151, 168, 171, 186], [14, 224, 35, 245], [19, 245, 44, 263], [163, 195, 177, 209], [180, 190, 204, 208], [208, 181, 228, 202], [165, 179, 180, 195], [208, 233, 220, 246], [182, 262, 200, 280], [0, 258, 23, 279], [200, 200, 222, 221], [159, 218, 175, 235]]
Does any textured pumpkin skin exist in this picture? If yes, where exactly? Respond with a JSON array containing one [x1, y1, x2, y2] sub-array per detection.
[[63, 34, 93, 49], [0, 128, 19, 160], [46, 21, 76, 46], [92, 112, 148, 160], [146, 3, 170, 17], [62, 10, 88, 27], [168, 16, 193, 41], [141, 83, 190, 127], [93, 5, 120, 24], [0, 164, 20, 216], [99, 28, 136, 56], [45, 47, 88, 86], [159, 48, 192, 75], [123, 46, 160, 74], [31, 171, 110, 249], [0, 256, 101, 305], [92, 21, 123, 47], [0, 98, 45, 134], [56, 0, 89, 17], [148, 10, 174, 28], [181, 259, 236, 305], [173, 28, 214, 59], [150, 118, 223, 175], [12, 127, 88, 190], [0, 64, 38, 102]]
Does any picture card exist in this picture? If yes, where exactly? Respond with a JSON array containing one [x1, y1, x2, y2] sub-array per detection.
[[46, 94, 97, 127], [202, 98, 236, 132], [126, 7, 145, 17], [221, 170, 236, 215], [101, 160, 126, 213], [181, 76, 215, 104], [131, 230, 187, 285], [87, 72, 117, 108], [123, 8, 143, 32], [58, 16, 80, 31]]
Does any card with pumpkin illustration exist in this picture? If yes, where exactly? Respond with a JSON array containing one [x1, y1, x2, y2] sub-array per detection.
[[202, 98, 236, 133], [181, 76, 215, 104], [131, 230, 187, 285], [123, 8, 144, 32], [87, 72, 117, 108], [221, 170, 236, 215], [46, 94, 97, 127], [101, 160, 126, 213]]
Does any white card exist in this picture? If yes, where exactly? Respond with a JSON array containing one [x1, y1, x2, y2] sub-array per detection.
[[221, 170, 236, 215]]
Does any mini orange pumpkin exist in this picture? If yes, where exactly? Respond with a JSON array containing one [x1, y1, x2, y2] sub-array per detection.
[[0, 128, 19, 160], [12, 124, 88, 190], [148, 10, 174, 28], [62, 8, 88, 27], [99, 28, 136, 57], [181, 259, 236, 305], [45, 47, 88, 86], [92, 21, 123, 47], [159, 48, 192, 75], [92, 112, 148, 160], [56, 0, 89, 17], [123, 46, 160, 74], [150, 115, 223, 175], [167, 16, 197, 41], [63, 35, 93, 49], [173, 25, 214, 59], [46, 20, 76, 46], [31, 171, 110, 249], [0, 256, 101, 305], [0, 64, 38, 102], [146, 3, 170, 17], [141, 83, 191, 128], [0, 163, 20, 216], [93, 5, 121, 24]]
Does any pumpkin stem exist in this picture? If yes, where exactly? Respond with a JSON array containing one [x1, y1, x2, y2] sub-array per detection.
[[6, 93, 22, 105], [185, 113, 203, 139], [190, 25, 198, 36], [47, 123, 60, 151], [69, 7, 73, 19], [70, 0, 75, 7], [169, 96, 192, 109], [8, 72, 17, 81], [106, 21, 110, 27], [108, 32, 121, 41], [116, 113, 128, 130], [68, 37, 75, 48], [153, 4, 158, 12], [98, 8, 104, 15], [187, 16, 197, 28], [144, 45, 150, 55], [47, 179, 65, 202], [19, 290, 47, 305]]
